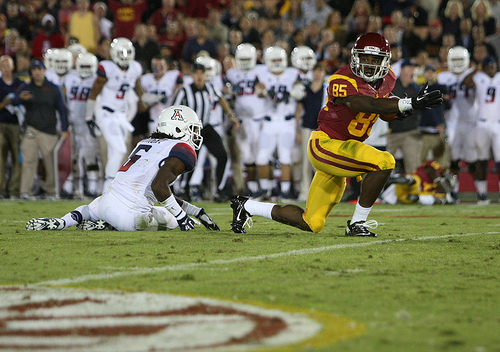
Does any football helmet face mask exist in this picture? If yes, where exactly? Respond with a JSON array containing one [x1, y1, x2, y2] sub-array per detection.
[[291, 46, 317, 72], [43, 49, 54, 71], [195, 56, 218, 81], [157, 105, 203, 150], [51, 49, 73, 75], [350, 32, 391, 82], [447, 46, 470, 74], [264, 46, 287, 74], [110, 37, 135, 68], [235, 43, 257, 71], [76, 53, 98, 79]]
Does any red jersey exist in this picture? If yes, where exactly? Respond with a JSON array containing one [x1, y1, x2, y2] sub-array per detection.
[[317, 65, 396, 142]]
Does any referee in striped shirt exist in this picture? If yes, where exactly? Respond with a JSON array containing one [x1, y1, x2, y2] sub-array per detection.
[[173, 63, 240, 200]]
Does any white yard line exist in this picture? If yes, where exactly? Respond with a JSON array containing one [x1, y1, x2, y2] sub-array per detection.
[[36, 232, 499, 286]]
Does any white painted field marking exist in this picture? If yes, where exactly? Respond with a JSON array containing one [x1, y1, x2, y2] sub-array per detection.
[[37, 232, 500, 286]]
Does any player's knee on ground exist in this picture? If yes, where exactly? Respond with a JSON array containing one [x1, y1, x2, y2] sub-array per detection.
[[303, 212, 325, 233]]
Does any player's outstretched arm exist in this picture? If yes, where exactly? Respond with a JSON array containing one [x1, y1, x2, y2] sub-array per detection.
[[175, 196, 221, 231], [335, 82, 443, 115]]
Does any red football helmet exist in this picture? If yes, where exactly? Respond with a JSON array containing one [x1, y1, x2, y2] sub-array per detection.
[[350, 32, 391, 82]]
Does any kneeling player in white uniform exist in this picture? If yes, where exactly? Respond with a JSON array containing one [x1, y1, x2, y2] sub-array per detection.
[[26, 105, 221, 232]]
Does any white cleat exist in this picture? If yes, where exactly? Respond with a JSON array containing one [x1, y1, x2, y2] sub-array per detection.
[[76, 220, 114, 231], [26, 218, 65, 231]]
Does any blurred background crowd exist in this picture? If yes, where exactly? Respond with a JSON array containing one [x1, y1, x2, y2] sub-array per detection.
[[0, 0, 499, 205]]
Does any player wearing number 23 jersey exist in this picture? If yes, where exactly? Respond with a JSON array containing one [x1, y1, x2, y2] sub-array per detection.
[[229, 32, 443, 238]]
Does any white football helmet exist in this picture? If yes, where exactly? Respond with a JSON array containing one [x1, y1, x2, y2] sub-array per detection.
[[195, 56, 219, 81], [76, 53, 98, 79], [235, 43, 257, 71], [447, 46, 470, 74], [51, 48, 73, 75], [291, 46, 317, 72], [43, 48, 54, 71], [157, 105, 203, 150], [67, 43, 87, 57], [264, 46, 287, 74], [110, 37, 135, 68]]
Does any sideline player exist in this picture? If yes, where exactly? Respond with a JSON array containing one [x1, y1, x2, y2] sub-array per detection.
[[230, 33, 443, 237], [85, 37, 157, 191], [62, 52, 100, 197], [437, 46, 478, 202], [462, 56, 500, 204], [26, 105, 221, 232]]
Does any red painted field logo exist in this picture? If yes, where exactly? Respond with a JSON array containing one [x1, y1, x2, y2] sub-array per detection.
[[0, 287, 321, 351]]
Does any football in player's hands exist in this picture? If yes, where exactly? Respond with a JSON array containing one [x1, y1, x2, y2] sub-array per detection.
[[411, 82, 443, 110]]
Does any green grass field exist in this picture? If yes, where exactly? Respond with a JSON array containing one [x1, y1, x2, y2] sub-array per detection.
[[1, 199, 500, 352]]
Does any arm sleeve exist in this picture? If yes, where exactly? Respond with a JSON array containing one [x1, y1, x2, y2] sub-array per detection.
[[169, 142, 197, 172], [97, 64, 107, 78]]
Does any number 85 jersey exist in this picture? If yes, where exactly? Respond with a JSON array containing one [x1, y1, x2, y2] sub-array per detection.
[[317, 65, 396, 141]]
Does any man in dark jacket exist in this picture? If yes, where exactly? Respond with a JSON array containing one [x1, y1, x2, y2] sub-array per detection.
[[19, 59, 69, 200]]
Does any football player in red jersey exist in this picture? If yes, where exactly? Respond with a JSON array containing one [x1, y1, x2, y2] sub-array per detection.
[[230, 32, 443, 237]]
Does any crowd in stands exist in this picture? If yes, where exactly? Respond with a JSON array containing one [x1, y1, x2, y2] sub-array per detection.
[[0, 0, 499, 205]]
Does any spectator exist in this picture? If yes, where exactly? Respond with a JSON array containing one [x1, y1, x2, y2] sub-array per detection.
[[14, 50, 31, 83], [19, 59, 69, 200], [301, 0, 332, 27], [68, 0, 99, 53], [419, 65, 450, 170], [457, 17, 474, 52], [207, 8, 229, 45], [221, 2, 243, 29], [238, 16, 261, 48], [108, 0, 148, 39], [281, 0, 306, 30], [486, 21, 500, 59], [491, 0, 500, 23], [324, 9, 348, 47], [423, 19, 443, 59], [93, 2, 113, 40], [57, 0, 76, 38], [0, 55, 24, 199], [260, 29, 275, 52], [148, 0, 178, 36], [304, 21, 322, 51], [95, 37, 111, 61], [31, 14, 66, 59], [5, 1, 30, 41], [321, 41, 345, 75], [4, 29, 19, 56], [471, 0, 496, 36], [133, 23, 160, 72], [387, 59, 422, 174], [441, 0, 464, 40], [315, 28, 334, 61], [159, 20, 185, 59], [182, 21, 218, 64]]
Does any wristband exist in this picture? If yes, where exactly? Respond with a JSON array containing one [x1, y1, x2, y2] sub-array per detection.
[[160, 194, 186, 220], [85, 99, 96, 121], [398, 98, 413, 112]]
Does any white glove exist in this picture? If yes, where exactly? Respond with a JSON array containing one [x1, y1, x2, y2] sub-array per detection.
[[141, 92, 160, 106], [85, 99, 96, 122], [290, 83, 306, 100]]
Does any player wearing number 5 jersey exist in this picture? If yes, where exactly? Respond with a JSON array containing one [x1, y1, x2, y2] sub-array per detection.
[[85, 38, 159, 192], [462, 56, 500, 204], [26, 105, 221, 232], [230, 32, 443, 237]]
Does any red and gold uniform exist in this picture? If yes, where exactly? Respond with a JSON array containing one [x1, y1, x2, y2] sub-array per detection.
[[395, 161, 446, 204], [303, 65, 397, 232]]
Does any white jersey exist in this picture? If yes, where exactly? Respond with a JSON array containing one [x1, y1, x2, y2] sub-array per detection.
[[63, 71, 97, 122], [109, 138, 196, 211], [257, 67, 301, 120], [140, 70, 182, 124], [97, 60, 143, 113], [45, 69, 66, 87], [437, 68, 477, 123], [298, 69, 313, 85], [226, 65, 267, 120], [473, 70, 500, 121]]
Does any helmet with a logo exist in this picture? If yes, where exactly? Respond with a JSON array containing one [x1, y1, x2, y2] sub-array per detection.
[[350, 32, 391, 82], [110, 37, 135, 68], [157, 105, 203, 150]]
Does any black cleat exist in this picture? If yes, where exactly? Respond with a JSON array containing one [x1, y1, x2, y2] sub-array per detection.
[[230, 196, 252, 233], [345, 220, 378, 237]]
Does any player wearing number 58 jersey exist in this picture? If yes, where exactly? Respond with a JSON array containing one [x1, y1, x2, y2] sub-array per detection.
[[230, 32, 443, 237], [463, 56, 500, 203], [27, 105, 221, 232]]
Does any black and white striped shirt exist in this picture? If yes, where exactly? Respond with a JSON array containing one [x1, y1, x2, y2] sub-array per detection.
[[172, 82, 222, 126]]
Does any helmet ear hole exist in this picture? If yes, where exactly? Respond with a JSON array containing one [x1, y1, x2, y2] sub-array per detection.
[[175, 127, 181, 133]]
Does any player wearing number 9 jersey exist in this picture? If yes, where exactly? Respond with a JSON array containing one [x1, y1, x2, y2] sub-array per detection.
[[229, 32, 443, 237], [26, 105, 221, 232]]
